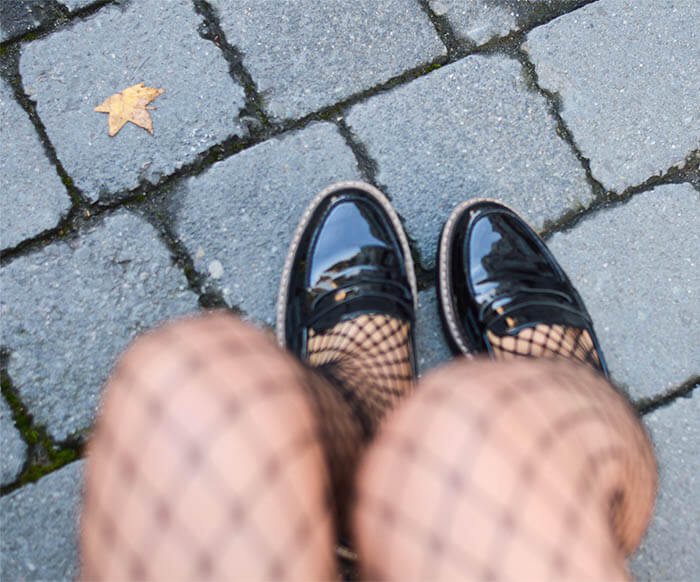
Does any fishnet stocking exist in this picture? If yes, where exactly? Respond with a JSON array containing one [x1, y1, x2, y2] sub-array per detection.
[[82, 314, 655, 581], [81, 313, 360, 581], [307, 313, 414, 436], [487, 324, 602, 371], [354, 358, 656, 581]]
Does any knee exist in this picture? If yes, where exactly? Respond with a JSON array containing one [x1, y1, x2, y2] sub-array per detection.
[[99, 311, 316, 440], [113, 311, 273, 378], [108, 311, 288, 394]]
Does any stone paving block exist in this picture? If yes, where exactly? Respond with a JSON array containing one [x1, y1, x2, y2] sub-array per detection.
[[170, 122, 361, 325], [548, 184, 699, 400], [211, 0, 446, 120], [524, 0, 700, 194], [0, 461, 83, 581], [1, 397, 27, 486], [19, 0, 246, 202], [430, 0, 580, 46], [0, 211, 200, 441], [629, 394, 700, 582], [1, 78, 71, 250], [0, 0, 61, 43], [346, 55, 592, 268], [416, 287, 453, 375]]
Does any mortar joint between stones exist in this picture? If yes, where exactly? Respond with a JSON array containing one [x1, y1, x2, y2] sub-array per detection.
[[0, 350, 84, 497]]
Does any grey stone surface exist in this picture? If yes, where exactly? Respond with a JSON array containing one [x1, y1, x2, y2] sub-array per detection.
[[524, 0, 700, 194], [346, 55, 592, 268], [0, 0, 60, 43], [0, 461, 83, 582], [548, 184, 699, 400], [2, 0, 699, 578], [416, 287, 453, 375], [1, 397, 27, 486], [431, 0, 581, 46], [0, 211, 200, 441], [211, 0, 446, 120], [0, 79, 71, 250], [19, 0, 246, 202], [630, 394, 700, 582], [170, 122, 361, 325]]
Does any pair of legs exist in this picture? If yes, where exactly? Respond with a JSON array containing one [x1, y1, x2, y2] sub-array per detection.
[[80, 312, 656, 580]]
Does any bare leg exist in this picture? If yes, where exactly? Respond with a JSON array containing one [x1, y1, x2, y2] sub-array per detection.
[[354, 358, 656, 581], [80, 312, 364, 581]]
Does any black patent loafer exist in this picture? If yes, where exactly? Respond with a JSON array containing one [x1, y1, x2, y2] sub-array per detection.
[[277, 181, 418, 372], [437, 199, 608, 376]]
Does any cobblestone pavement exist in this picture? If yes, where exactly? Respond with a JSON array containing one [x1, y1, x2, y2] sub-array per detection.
[[1, 0, 698, 579]]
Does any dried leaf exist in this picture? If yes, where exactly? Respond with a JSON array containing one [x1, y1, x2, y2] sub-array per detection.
[[94, 83, 164, 136]]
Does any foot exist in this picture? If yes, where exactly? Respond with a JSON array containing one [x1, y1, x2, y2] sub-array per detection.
[[277, 181, 418, 428], [437, 199, 608, 375]]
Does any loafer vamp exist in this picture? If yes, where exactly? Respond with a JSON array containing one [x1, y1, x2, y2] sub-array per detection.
[[440, 200, 605, 373], [284, 188, 414, 358], [458, 206, 584, 323]]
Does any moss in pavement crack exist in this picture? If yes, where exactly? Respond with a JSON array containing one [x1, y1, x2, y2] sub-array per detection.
[[1, 355, 82, 495]]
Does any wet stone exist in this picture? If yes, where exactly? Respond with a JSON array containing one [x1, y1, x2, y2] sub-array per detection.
[[169, 122, 362, 325], [630, 394, 700, 582], [433, 0, 582, 46], [548, 184, 699, 400], [346, 55, 592, 268], [1, 397, 27, 486], [0, 461, 84, 581], [0, 211, 199, 441], [211, 0, 446, 120], [19, 0, 246, 202], [0, 78, 71, 250], [524, 0, 700, 193]]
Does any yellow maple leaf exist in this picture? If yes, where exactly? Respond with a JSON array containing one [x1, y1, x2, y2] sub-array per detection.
[[94, 83, 164, 136]]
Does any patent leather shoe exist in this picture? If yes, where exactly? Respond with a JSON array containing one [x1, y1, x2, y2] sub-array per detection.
[[437, 199, 608, 375], [277, 181, 418, 372]]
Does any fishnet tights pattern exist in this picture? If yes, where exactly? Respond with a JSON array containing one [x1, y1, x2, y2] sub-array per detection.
[[81, 314, 655, 581], [81, 314, 356, 580], [487, 324, 602, 371], [307, 313, 414, 436], [354, 359, 656, 581]]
